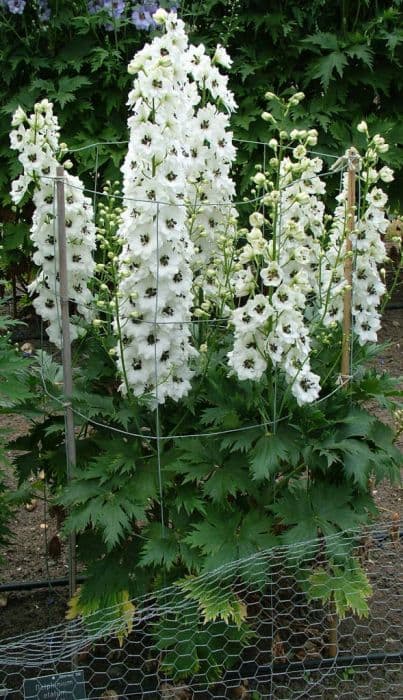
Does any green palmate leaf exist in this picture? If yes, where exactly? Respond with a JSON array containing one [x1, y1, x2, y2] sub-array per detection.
[[202, 455, 250, 502], [305, 51, 348, 91], [177, 577, 247, 626], [220, 427, 262, 453], [346, 44, 374, 69], [307, 557, 372, 619], [174, 483, 207, 516], [60, 441, 154, 549], [72, 389, 115, 419], [237, 510, 277, 557], [272, 482, 366, 546], [318, 435, 374, 488], [301, 32, 339, 51], [66, 551, 138, 644], [139, 523, 179, 571], [185, 510, 241, 557], [353, 370, 403, 408], [336, 407, 376, 438], [382, 27, 403, 54], [63, 492, 144, 550], [200, 406, 240, 429], [185, 506, 278, 571], [249, 425, 298, 481]]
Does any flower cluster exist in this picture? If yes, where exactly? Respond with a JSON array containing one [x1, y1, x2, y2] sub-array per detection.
[[185, 42, 238, 316], [88, 0, 126, 27], [0, 0, 25, 14], [114, 10, 237, 403], [115, 11, 199, 403], [228, 121, 325, 405], [87, 0, 178, 30], [10, 101, 96, 347], [1, 0, 178, 26], [321, 132, 391, 345], [0, 0, 50, 19]]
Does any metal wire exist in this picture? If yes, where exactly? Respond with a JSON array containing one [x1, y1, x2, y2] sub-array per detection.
[[39, 162, 344, 210], [0, 522, 401, 699]]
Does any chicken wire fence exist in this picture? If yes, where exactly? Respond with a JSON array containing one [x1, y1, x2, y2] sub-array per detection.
[[0, 521, 402, 699]]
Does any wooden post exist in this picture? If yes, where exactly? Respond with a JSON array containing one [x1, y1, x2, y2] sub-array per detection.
[[340, 148, 359, 385], [56, 166, 77, 598], [328, 605, 338, 658]]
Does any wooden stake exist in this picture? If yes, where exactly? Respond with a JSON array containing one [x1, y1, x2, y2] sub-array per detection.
[[328, 605, 338, 658], [340, 148, 359, 385], [56, 166, 77, 598]]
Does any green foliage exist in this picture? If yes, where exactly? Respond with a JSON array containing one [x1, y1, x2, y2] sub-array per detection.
[[271, 482, 369, 546], [1, 1, 402, 234], [249, 425, 298, 481], [178, 577, 247, 625], [182, 0, 403, 205], [153, 598, 252, 681], [306, 557, 373, 619], [0, 316, 32, 407]]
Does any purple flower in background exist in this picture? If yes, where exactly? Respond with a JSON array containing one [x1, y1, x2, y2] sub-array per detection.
[[38, 0, 51, 21], [88, 0, 102, 14], [106, 0, 125, 19], [87, 0, 179, 31], [103, 0, 125, 30], [132, 2, 162, 30], [5, 0, 26, 14], [88, 0, 126, 29]]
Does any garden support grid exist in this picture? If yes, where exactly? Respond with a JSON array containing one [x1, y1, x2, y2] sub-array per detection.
[[0, 522, 402, 699]]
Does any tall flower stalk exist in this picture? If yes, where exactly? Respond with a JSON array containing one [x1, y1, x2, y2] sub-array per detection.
[[114, 10, 238, 402], [115, 11, 199, 403], [320, 130, 391, 346], [10, 100, 96, 347], [228, 97, 324, 405]]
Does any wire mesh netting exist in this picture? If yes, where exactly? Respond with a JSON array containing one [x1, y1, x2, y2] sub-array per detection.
[[0, 521, 401, 699]]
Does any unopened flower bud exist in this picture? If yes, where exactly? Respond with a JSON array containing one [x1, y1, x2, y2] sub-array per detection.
[[153, 8, 168, 24], [252, 172, 267, 186]]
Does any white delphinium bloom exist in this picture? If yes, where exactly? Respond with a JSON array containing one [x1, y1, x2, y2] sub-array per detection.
[[319, 174, 350, 328], [185, 39, 238, 315], [320, 152, 389, 346], [115, 12, 199, 404], [351, 184, 388, 345], [227, 146, 326, 405], [9, 101, 95, 347], [378, 166, 394, 183], [212, 44, 233, 69]]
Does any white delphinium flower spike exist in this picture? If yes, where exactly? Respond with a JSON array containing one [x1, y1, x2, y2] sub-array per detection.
[[228, 144, 326, 405], [116, 13, 198, 404], [10, 101, 95, 347], [185, 39, 238, 316], [321, 150, 389, 346]]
